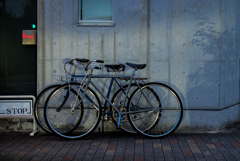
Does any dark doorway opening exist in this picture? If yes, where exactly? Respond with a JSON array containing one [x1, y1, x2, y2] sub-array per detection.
[[0, 0, 37, 95]]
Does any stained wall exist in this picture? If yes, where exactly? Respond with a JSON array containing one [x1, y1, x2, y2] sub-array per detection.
[[37, 0, 240, 131]]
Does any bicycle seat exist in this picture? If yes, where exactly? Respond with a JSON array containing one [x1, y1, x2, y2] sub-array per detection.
[[105, 64, 125, 72], [126, 62, 146, 70]]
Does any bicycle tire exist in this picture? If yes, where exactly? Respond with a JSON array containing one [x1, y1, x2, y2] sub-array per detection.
[[34, 84, 62, 133], [127, 82, 183, 138], [44, 84, 84, 135], [44, 82, 102, 139]]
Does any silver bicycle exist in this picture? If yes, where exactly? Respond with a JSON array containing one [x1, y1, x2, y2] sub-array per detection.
[[44, 59, 183, 139]]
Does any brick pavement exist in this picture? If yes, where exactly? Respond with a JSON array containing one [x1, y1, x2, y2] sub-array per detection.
[[1, 127, 240, 161]]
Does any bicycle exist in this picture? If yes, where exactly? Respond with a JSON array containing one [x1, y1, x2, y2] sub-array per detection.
[[34, 58, 143, 134], [44, 59, 183, 139], [34, 58, 90, 133]]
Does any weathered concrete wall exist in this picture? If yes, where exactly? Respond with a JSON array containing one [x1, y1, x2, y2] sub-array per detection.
[[28, 0, 240, 132], [0, 119, 33, 132]]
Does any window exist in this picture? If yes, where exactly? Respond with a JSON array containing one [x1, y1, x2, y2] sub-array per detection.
[[78, 0, 114, 26]]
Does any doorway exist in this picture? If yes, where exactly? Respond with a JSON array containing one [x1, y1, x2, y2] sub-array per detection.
[[0, 0, 37, 95]]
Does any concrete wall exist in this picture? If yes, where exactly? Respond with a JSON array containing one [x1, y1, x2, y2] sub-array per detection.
[[33, 0, 240, 132]]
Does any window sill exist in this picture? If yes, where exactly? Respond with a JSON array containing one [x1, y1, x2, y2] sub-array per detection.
[[77, 21, 115, 27]]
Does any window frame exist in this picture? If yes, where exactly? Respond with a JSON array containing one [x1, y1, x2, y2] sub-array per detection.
[[77, 0, 114, 27]]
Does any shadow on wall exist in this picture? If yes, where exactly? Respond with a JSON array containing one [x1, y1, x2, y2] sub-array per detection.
[[185, 12, 235, 130]]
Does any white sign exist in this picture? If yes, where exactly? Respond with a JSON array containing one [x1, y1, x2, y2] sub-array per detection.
[[0, 100, 32, 115]]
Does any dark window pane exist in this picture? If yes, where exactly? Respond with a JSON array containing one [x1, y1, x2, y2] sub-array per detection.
[[0, 0, 37, 95]]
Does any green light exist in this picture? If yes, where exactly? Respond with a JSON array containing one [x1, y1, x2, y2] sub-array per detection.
[[32, 24, 36, 29]]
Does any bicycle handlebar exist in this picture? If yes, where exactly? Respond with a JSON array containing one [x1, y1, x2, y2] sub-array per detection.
[[94, 66, 101, 70], [64, 58, 104, 73], [76, 58, 90, 63], [67, 58, 90, 65], [84, 59, 104, 71], [66, 58, 104, 65], [95, 60, 104, 63]]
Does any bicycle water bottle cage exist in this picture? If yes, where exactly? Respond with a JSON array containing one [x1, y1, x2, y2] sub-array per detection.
[[126, 62, 146, 70], [105, 64, 125, 72]]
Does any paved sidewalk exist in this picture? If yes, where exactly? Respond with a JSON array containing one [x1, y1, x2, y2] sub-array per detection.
[[1, 124, 240, 161]]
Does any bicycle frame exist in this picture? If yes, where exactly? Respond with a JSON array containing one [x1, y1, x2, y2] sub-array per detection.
[[68, 69, 154, 127], [58, 62, 154, 127], [44, 59, 183, 139]]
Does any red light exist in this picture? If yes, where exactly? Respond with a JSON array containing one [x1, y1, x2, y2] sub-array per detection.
[[22, 33, 34, 38]]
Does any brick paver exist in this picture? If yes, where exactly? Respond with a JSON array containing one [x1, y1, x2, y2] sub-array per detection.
[[1, 127, 240, 160]]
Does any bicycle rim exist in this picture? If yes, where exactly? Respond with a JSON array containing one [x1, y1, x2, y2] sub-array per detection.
[[127, 82, 183, 138], [44, 83, 101, 139]]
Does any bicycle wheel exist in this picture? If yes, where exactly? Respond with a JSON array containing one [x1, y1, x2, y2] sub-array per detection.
[[34, 84, 62, 133], [44, 82, 101, 139], [111, 84, 143, 134], [127, 82, 183, 138]]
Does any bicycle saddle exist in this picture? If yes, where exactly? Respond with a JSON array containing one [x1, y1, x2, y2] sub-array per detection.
[[126, 62, 146, 70], [105, 64, 125, 72]]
